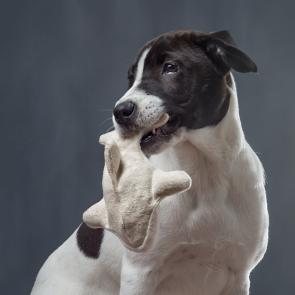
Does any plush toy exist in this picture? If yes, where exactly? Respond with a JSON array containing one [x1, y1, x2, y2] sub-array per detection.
[[83, 114, 192, 251]]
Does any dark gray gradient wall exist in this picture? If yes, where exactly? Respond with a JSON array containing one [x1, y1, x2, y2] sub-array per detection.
[[0, 0, 294, 294]]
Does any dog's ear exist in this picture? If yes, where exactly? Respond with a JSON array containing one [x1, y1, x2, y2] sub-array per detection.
[[198, 30, 257, 74], [209, 30, 237, 46]]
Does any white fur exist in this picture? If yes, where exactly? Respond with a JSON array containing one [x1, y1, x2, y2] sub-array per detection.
[[31, 50, 269, 294], [114, 48, 165, 134], [115, 48, 150, 105]]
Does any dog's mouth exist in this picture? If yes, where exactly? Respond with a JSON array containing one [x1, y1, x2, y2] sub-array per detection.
[[140, 114, 180, 154]]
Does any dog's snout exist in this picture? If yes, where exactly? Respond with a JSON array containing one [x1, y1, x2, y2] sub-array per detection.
[[113, 101, 136, 124]]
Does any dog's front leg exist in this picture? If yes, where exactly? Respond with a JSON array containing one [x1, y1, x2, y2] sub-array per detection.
[[119, 251, 159, 295]]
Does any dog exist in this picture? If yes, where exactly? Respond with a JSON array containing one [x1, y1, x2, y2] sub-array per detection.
[[31, 30, 269, 295]]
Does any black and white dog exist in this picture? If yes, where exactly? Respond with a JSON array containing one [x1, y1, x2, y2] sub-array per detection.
[[31, 30, 269, 295]]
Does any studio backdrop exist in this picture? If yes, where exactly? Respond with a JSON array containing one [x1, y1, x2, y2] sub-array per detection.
[[0, 1, 294, 294]]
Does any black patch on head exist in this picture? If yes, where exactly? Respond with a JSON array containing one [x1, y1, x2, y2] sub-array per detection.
[[128, 30, 256, 132], [76, 223, 104, 259], [127, 63, 137, 89]]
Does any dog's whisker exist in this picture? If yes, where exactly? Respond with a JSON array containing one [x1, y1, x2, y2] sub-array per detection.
[[106, 125, 115, 132], [97, 108, 113, 113], [97, 117, 113, 128]]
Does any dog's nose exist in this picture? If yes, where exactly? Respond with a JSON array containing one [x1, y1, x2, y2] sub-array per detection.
[[113, 101, 136, 124]]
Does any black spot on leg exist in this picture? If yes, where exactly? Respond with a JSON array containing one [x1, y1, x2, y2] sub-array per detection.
[[76, 223, 104, 259]]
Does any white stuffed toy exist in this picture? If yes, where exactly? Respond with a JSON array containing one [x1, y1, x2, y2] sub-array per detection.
[[83, 114, 192, 251]]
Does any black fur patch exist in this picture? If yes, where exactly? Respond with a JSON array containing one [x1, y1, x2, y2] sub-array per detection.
[[127, 30, 255, 130], [124, 30, 256, 154], [76, 223, 104, 259]]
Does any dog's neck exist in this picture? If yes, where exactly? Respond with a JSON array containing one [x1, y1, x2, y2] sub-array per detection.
[[188, 77, 244, 162], [151, 74, 244, 178]]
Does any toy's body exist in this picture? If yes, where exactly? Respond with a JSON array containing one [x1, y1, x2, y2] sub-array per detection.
[[83, 115, 191, 251]]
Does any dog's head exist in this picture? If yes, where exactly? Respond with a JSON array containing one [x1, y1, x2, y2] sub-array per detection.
[[113, 30, 257, 155]]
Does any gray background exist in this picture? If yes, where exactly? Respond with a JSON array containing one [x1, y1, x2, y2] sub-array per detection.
[[0, 0, 294, 294]]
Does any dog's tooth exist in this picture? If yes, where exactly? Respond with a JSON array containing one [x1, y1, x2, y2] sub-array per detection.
[[152, 128, 156, 134]]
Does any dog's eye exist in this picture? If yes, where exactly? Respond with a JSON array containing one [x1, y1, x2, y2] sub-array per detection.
[[162, 62, 178, 74]]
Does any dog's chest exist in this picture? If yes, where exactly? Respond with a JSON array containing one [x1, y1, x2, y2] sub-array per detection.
[[150, 142, 232, 230], [149, 143, 245, 267], [153, 242, 234, 295]]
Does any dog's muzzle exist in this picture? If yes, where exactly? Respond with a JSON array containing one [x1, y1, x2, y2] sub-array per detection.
[[113, 100, 181, 155]]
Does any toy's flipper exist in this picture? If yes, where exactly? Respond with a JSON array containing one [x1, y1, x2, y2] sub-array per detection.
[[152, 170, 192, 198], [105, 143, 120, 187], [99, 132, 121, 189], [82, 199, 108, 229]]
